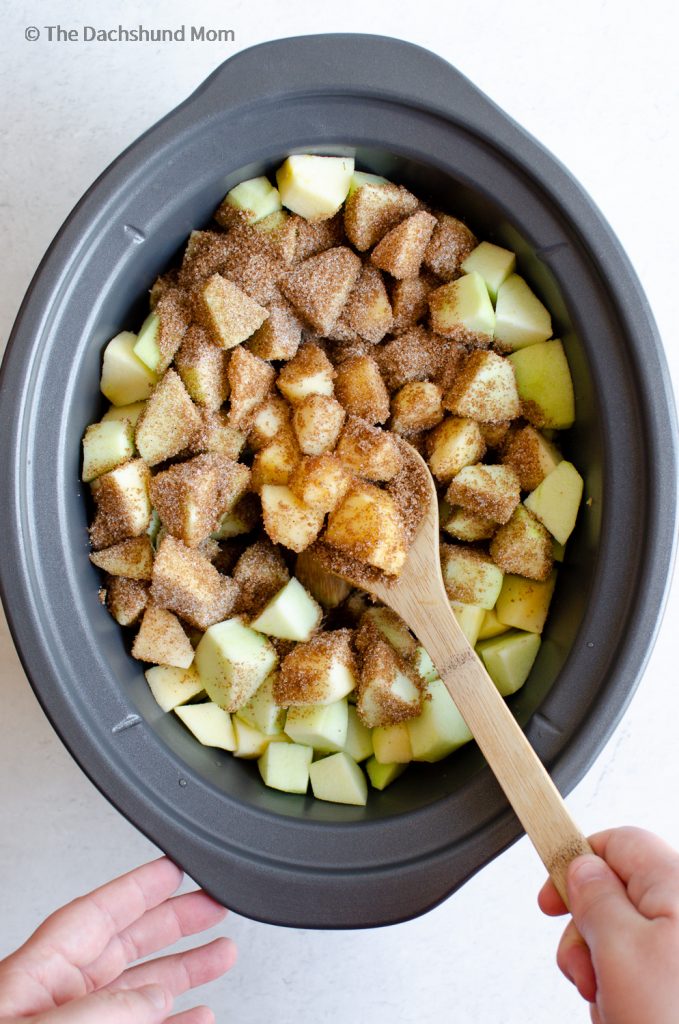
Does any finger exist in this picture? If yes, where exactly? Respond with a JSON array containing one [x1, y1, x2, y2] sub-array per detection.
[[567, 854, 638, 949], [168, 1007, 215, 1024], [33, 984, 172, 1023], [591, 1004, 602, 1024], [537, 877, 568, 917], [589, 827, 679, 918], [80, 890, 227, 990], [110, 937, 236, 997], [556, 919, 597, 1003]]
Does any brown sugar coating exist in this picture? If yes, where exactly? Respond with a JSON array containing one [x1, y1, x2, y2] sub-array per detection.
[[342, 265, 393, 343], [423, 214, 477, 281], [293, 212, 346, 262], [389, 275, 435, 332], [440, 544, 497, 605], [106, 576, 149, 626], [490, 507, 554, 581], [174, 324, 230, 411], [274, 629, 356, 706], [150, 535, 239, 630], [280, 247, 362, 335], [227, 346, 276, 429], [151, 453, 249, 547], [445, 464, 521, 525], [334, 355, 390, 425], [232, 539, 290, 616], [370, 210, 437, 280], [131, 603, 194, 668], [387, 437, 431, 543], [155, 288, 190, 370], [344, 182, 419, 251]]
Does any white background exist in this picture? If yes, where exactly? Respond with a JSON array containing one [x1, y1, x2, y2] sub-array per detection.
[[1, 1, 678, 1021]]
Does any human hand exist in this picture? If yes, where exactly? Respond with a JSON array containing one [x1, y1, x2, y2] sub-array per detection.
[[0, 856, 236, 1023], [539, 826, 679, 1024]]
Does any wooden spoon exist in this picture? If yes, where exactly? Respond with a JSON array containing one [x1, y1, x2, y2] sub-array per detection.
[[315, 444, 592, 905]]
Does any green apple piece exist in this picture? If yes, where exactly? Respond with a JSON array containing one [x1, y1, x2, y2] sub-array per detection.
[[276, 154, 355, 221], [508, 340, 575, 429], [175, 701, 236, 750], [284, 699, 348, 753], [82, 420, 135, 482], [145, 664, 203, 712], [478, 608, 510, 641], [366, 756, 407, 791], [553, 539, 566, 562], [147, 508, 162, 546], [361, 607, 416, 658], [451, 602, 486, 648], [494, 274, 552, 350], [102, 401, 146, 428], [372, 722, 412, 765], [441, 545, 504, 610], [495, 572, 557, 635], [250, 577, 321, 642], [413, 646, 438, 685], [344, 705, 373, 763], [232, 716, 271, 759], [309, 751, 368, 806], [477, 630, 542, 696], [430, 271, 495, 340], [258, 740, 313, 794], [461, 242, 516, 303], [223, 176, 282, 224], [524, 461, 584, 545], [238, 673, 286, 735], [347, 170, 390, 196], [133, 313, 161, 372], [100, 330, 158, 405], [194, 618, 278, 712], [407, 679, 473, 762]]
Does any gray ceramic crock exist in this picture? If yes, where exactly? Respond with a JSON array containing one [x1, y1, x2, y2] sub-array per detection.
[[0, 34, 677, 928]]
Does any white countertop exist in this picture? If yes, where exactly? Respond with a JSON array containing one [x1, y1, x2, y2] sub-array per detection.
[[1, 2, 678, 1020]]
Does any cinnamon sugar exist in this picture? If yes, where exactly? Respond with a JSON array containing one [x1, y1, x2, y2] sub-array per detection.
[[274, 629, 356, 706]]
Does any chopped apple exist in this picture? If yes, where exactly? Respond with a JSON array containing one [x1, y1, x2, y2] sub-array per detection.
[[291, 393, 345, 456], [145, 664, 203, 712], [342, 266, 393, 343], [100, 331, 158, 406], [151, 535, 239, 630], [370, 210, 437, 280], [508, 340, 575, 429], [151, 453, 249, 547], [440, 544, 504, 610], [252, 210, 299, 264], [89, 459, 152, 550], [372, 722, 412, 765], [553, 539, 566, 562], [344, 705, 374, 762], [258, 741, 313, 794], [232, 716, 273, 759], [366, 757, 406, 790], [250, 577, 322, 642], [238, 673, 286, 735], [446, 464, 521, 525], [450, 602, 486, 647], [390, 381, 443, 436], [247, 293, 302, 361], [101, 401, 146, 428], [285, 698, 349, 752], [325, 483, 407, 576], [232, 539, 289, 617], [429, 272, 495, 345], [335, 355, 390, 425], [135, 370, 202, 466], [347, 170, 390, 195], [174, 325, 229, 410], [335, 417, 402, 482], [105, 576, 148, 626], [289, 454, 351, 512], [442, 507, 496, 543], [407, 679, 472, 762], [444, 350, 520, 424], [175, 701, 236, 750], [274, 629, 356, 705], [293, 213, 346, 261], [248, 396, 291, 451], [344, 180, 418, 250], [478, 630, 542, 696], [524, 461, 584, 544], [250, 427, 301, 491], [281, 248, 361, 335], [217, 175, 281, 226], [196, 274, 269, 350], [276, 155, 354, 220], [90, 535, 153, 580], [355, 632, 421, 728], [501, 425, 562, 492], [309, 751, 367, 806], [490, 504, 554, 581], [227, 346, 275, 429], [390, 276, 434, 333], [427, 417, 486, 482], [132, 605, 194, 669], [478, 608, 510, 640], [461, 241, 516, 302], [494, 274, 552, 350], [276, 343, 336, 404], [413, 646, 438, 685], [133, 312, 161, 372], [495, 571, 557, 634], [260, 484, 325, 553], [191, 410, 245, 461], [82, 420, 134, 482], [423, 214, 477, 281], [212, 493, 261, 540], [360, 607, 416, 658], [194, 618, 278, 711]]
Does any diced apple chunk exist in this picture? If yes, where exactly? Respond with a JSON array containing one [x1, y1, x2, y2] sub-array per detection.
[[100, 331, 158, 406], [248, 396, 291, 451], [440, 544, 504, 610], [253, 211, 299, 264], [442, 507, 496, 543], [247, 294, 302, 361], [276, 155, 354, 220], [390, 276, 434, 332], [238, 673, 286, 735], [135, 369, 202, 466], [423, 214, 477, 281], [217, 175, 281, 226], [151, 453, 249, 547], [490, 505, 554, 581], [355, 631, 421, 728], [429, 272, 495, 345], [359, 607, 416, 658], [194, 618, 278, 711], [478, 630, 542, 696], [227, 346, 275, 429], [105, 577, 148, 626], [309, 751, 367, 805], [413, 646, 439, 685], [407, 679, 472, 762], [275, 629, 356, 705], [373, 722, 412, 764], [260, 484, 325, 553], [174, 325, 229, 411], [276, 343, 336, 404], [344, 705, 374, 763], [285, 699, 349, 752], [102, 401, 147, 427], [344, 180, 418, 250], [508, 340, 575, 429], [90, 535, 153, 580], [196, 274, 269, 350], [90, 459, 152, 550], [212, 493, 260, 540], [132, 605, 194, 669], [231, 540, 290, 618], [461, 241, 516, 302], [289, 454, 351, 511], [446, 464, 521, 525], [335, 355, 390, 425], [495, 572, 557, 634], [450, 602, 486, 647], [390, 381, 443, 436], [524, 461, 584, 544], [291, 394, 345, 456], [258, 741, 313, 794], [134, 288, 188, 373], [251, 428, 301, 491], [232, 717, 273, 759], [145, 664, 203, 712], [175, 702, 236, 750], [478, 608, 510, 640], [82, 420, 134, 483], [444, 350, 520, 424], [335, 417, 402, 481], [151, 535, 239, 630], [251, 576, 322, 641], [494, 274, 552, 350], [325, 483, 407, 576], [371, 210, 437, 280], [366, 757, 406, 790], [281, 248, 361, 335], [189, 410, 245, 461], [342, 266, 393, 343], [427, 417, 486, 483], [501, 425, 562, 492]]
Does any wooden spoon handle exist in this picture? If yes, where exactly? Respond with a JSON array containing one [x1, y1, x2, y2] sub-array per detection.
[[414, 604, 592, 906]]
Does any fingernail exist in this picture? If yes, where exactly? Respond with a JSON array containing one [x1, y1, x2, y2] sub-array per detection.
[[142, 985, 168, 1010], [569, 855, 607, 884]]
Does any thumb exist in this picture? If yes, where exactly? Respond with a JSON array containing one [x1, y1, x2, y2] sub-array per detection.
[[567, 854, 636, 948], [36, 984, 173, 1023]]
